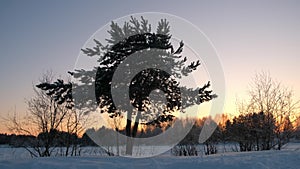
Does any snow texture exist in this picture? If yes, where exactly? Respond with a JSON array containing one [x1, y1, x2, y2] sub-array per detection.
[[0, 143, 300, 169]]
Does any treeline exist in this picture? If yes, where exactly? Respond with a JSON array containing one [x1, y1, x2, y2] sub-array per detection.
[[1, 113, 300, 156], [0, 130, 96, 148], [176, 112, 300, 155]]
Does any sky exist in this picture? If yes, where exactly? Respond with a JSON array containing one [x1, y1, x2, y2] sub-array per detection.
[[0, 0, 300, 133]]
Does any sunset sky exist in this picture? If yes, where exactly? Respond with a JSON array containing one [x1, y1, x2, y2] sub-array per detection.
[[1, 0, 300, 133]]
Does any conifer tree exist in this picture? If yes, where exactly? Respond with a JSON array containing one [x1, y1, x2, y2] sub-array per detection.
[[37, 16, 217, 155]]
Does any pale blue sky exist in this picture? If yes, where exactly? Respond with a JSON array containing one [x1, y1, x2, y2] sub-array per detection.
[[1, 0, 300, 133]]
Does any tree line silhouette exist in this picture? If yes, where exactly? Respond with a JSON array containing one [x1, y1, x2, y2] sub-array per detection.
[[1, 112, 300, 156]]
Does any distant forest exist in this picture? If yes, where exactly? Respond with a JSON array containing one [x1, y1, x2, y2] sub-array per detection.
[[1, 114, 300, 156]]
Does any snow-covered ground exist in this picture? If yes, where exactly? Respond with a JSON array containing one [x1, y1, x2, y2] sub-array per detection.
[[0, 143, 300, 169]]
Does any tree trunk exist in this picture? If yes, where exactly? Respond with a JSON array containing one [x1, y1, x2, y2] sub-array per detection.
[[115, 127, 120, 156], [125, 112, 132, 155], [125, 111, 141, 156], [132, 112, 141, 138]]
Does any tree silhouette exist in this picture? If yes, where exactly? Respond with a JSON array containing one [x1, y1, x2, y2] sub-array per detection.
[[37, 16, 217, 155]]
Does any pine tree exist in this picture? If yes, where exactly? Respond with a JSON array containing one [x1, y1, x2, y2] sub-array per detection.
[[37, 16, 217, 155]]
